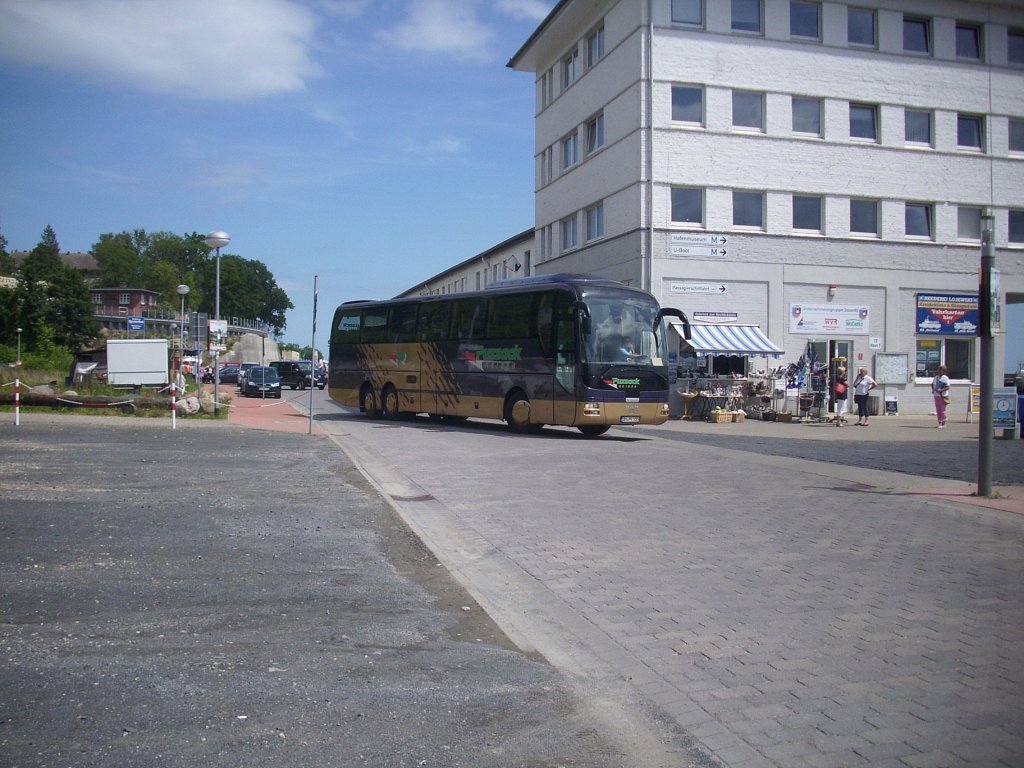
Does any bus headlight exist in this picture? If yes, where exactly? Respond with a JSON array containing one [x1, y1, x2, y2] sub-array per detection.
[[583, 401, 602, 416]]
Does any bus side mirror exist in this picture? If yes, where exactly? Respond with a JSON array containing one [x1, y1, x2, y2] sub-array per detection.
[[656, 308, 690, 340], [576, 302, 592, 335]]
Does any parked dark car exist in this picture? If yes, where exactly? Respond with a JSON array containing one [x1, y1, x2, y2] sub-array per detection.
[[216, 365, 240, 384], [269, 360, 326, 390], [241, 366, 281, 398], [237, 362, 261, 388]]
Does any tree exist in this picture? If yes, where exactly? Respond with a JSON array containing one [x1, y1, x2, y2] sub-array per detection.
[[198, 254, 293, 336], [0, 223, 14, 276], [20, 225, 62, 282], [92, 231, 146, 287], [45, 266, 99, 349]]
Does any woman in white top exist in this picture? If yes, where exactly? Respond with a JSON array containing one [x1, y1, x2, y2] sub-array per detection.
[[852, 367, 877, 426], [931, 365, 951, 428]]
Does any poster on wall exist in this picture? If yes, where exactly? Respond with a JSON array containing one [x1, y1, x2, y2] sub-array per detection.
[[915, 293, 978, 335], [789, 304, 870, 335]]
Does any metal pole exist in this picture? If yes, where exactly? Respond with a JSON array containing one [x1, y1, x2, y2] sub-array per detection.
[[977, 213, 995, 497], [308, 275, 317, 435], [214, 246, 221, 416]]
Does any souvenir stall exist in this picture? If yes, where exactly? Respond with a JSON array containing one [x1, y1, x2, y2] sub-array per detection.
[[783, 342, 832, 423], [668, 323, 785, 420]]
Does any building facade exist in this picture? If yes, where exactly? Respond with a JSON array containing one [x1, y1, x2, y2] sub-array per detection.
[[503, 0, 1024, 415]]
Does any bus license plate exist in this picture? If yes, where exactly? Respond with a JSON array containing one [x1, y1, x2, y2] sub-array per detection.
[[619, 415, 640, 424]]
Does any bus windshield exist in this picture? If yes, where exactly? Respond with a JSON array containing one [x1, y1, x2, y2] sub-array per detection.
[[582, 291, 667, 368]]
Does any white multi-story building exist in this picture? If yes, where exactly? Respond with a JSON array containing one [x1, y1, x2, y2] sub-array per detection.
[[497, 0, 1024, 415]]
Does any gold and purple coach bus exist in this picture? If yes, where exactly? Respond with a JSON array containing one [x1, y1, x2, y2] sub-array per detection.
[[328, 274, 690, 437]]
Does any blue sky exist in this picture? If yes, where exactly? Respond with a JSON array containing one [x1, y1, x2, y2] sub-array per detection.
[[2, 0, 1021, 373], [0, 0, 555, 347]]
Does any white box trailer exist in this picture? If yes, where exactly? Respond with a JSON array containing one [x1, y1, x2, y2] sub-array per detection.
[[106, 339, 169, 386]]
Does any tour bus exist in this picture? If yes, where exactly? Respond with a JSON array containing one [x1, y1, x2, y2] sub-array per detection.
[[328, 274, 690, 436]]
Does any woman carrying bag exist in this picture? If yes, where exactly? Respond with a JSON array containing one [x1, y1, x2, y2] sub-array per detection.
[[932, 365, 951, 428], [853, 367, 877, 426], [833, 367, 849, 426]]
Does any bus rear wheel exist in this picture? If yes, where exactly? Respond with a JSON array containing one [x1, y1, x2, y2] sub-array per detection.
[[381, 385, 401, 419], [362, 386, 382, 419], [577, 425, 610, 437]]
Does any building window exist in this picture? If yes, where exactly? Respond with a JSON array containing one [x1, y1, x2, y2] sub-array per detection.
[[672, 187, 704, 225], [586, 203, 604, 241], [848, 7, 876, 47], [793, 195, 822, 232], [586, 25, 604, 68], [119, 293, 131, 305], [1010, 119, 1024, 153], [733, 191, 764, 229], [917, 338, 971, 380], [957, 114, 984, 151], [561, 215, 578, 251], [905, 203, 933, 239], [903, 16, 931, 55], [672, 0, 703, 25], [792, 97, 822, 136], [905, 109, 932, 146], [958, 207, 982, 240], [671, 84, 703, 124], [1009, 28, 1024, 65], [850, 199, 879, 236], [850, 104, 878, 141], [540, 68, 554, 108], [1010, 209, 1024, 244], [731, 0, 762, 34], [790, 1, 820, 40], [732, 90, 764, 131], [541, 146, 553, 185], [540, 224, 553, 260], [585, 113, 604, 155], [562, 131, 578, 169], [562, 48, 579, 90], [955, 23, 982, 60]]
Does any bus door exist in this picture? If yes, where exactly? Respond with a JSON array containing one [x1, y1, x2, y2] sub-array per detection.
[[549, 292, 578, 425]]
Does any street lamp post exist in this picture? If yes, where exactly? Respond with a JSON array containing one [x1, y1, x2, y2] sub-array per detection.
[[204, 231, 230, 415], [176, 284, 190, 388], [15, 327, 22, 366]]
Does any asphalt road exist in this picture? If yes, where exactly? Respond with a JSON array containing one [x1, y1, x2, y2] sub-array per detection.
[[0, 416, 706, 768]]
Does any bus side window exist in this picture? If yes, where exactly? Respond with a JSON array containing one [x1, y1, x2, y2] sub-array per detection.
[[334, 309, 361, 343], [452, 298, 486, 341], [362, 307, 388, 344], [554, 293, 576, 365], [418, 301, 451, 342], [536, 292, 554, 357], [388, 304, 418, 343]]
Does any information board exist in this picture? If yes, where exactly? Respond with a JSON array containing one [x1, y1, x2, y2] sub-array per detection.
[[873, 353, 909, 384]]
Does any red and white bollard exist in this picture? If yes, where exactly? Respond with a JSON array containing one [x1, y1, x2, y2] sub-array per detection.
[[170, 380, 177, 430], [14, 378, 20, 426]]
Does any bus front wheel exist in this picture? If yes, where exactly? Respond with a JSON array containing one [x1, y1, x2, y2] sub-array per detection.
[[505, 393, 541, 434], [577, 425, 610, 437], [362, 386, 382, 419]]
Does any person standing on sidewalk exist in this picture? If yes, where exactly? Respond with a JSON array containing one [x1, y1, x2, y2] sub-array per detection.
[[833, 367, 849, 426], [932, 365, 951, 428], [853, 367, 877, 426]]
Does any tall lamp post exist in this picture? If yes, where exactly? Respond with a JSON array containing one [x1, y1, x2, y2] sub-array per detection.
[[176, 284, 190, 385], [204, 230, 230, 415], [15, 327, 22, 366]]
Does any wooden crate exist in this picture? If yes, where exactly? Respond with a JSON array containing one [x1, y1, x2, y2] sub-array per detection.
[[709, 412, 732, 423], [732, 412, 746, 423]]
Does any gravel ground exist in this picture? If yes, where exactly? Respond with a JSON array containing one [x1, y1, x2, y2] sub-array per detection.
[[0, 417, 706, 768]]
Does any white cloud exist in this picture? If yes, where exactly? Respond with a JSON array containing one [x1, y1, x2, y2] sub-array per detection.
[[376, 0, 495, 61], [493, 0, 552, 22], [0, 0, 323, 101]]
